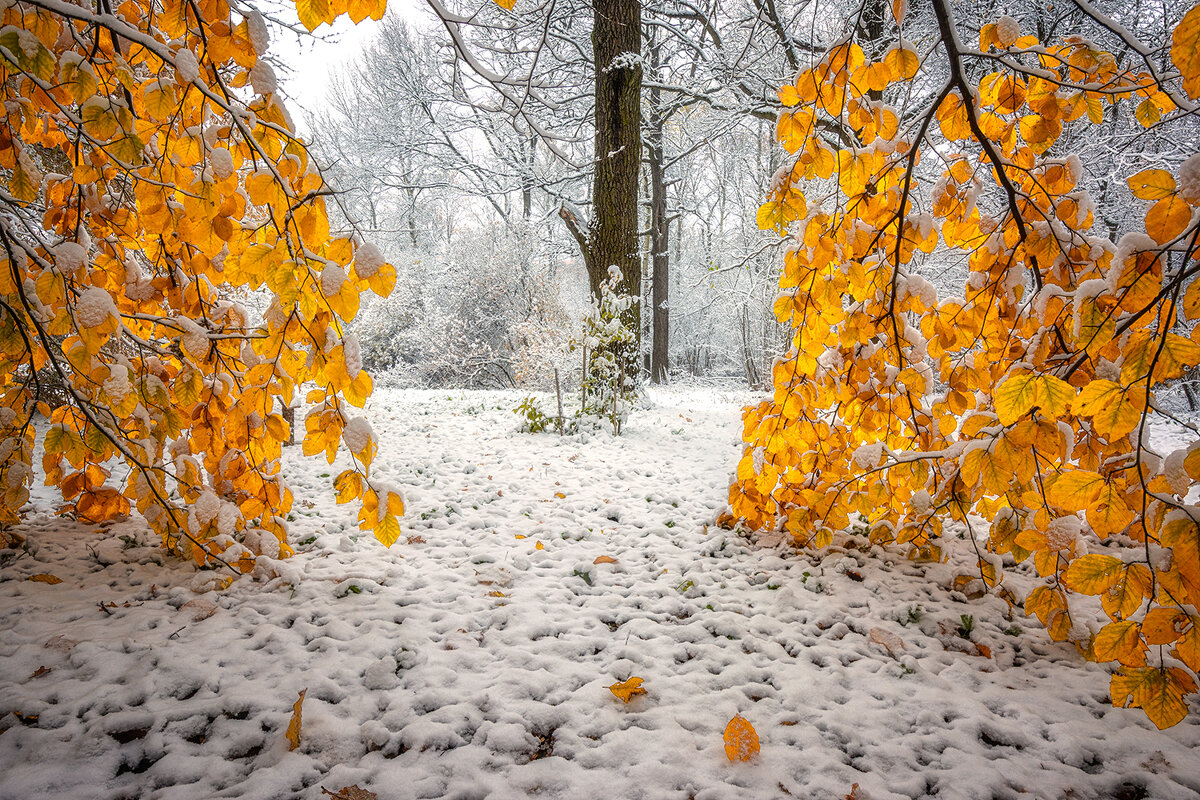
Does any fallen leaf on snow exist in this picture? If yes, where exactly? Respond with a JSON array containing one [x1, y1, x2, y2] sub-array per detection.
[[869, 627, 905, 658], [554, 492, 566, 499], [535, 541, 544, 550], [43, 634, 76, 653], [975, 643, 992, 659], [30, 666, 51, 679], [27, 574, 62, 585], [181, 598, 217, 622], [608, 677, 647, 703], [723, 714, 760, 762], [322, 785, 377, 800], [593, 555, 617, 564], [286, 689, 307, 751]]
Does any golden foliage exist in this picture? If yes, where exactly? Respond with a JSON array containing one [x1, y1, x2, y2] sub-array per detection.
[[730, 5, 1200, 728], [0, 0, 401, 568]]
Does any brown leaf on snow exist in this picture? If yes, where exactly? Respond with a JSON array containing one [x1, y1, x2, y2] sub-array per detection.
[[286, 689, 307, 751], [593, 555, 618, 564], [181, 598, 217, 622], [27, 574, 63, 585], [29, 666, 51, 679], [43, 634, 76, 653], [322, 786, 377, 800], [868, 627, 905, 658], [974, 643, 992, 659]]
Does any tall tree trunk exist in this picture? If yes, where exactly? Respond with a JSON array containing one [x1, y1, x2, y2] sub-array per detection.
[[647, 38, 668, 384], [591, 0, 642, 341], [559, 0, 642, 383]]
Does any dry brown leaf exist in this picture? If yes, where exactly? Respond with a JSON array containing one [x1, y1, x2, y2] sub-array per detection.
[[868, 627, 905, 658], [723, 714, 760, 762], [593, 555, 618, 564], [286, 689, 307, 751], [608, 677, 647, 703], [27, 574, 63, 585], [322, 786, 378, 800], [975, 643, 992, 659], [182, 598, 217, 622]]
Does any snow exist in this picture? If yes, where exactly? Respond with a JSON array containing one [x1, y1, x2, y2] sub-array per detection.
[[354, 243, 384, 279], [174, 48, 199, 85], [54, 241, 86, 275], [74, 286, 116, 328], [341, 416, 375, 455], [1, 388, 1199, 800], [321, 262, 346, 297], [209, 147, 234, 181], [995, 16, 1020, 46], [1179, 153, 1200, 205], [250, 61, 276, 96], [246, 10, 269, 56]]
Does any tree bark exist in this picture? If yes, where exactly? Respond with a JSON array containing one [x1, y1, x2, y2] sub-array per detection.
[[590, 0, 642, 347], [648, 103, 669, 384]]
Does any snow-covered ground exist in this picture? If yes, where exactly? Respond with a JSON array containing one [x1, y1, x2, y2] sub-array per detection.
[[1, 387, 1198, 800]]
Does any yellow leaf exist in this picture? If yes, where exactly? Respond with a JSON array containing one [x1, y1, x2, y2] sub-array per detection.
[[535, 541, 544, 550], [723, 714, 760, 762], [1110, 667, 1194, 729], [994, 372, 1073, 426], [1141, 607, 1190, 646], [27, 573, 63, 585], [1048, 470, 1105, 509], [1087, 483, 1134, 537], [492, 0, 515, 8], [883, 45, 920, 81], [296, 0, 330, 30], [608, 676, 647, 703], [1172, 3, 1200, 100], [375, 512, 401, 548], [1074, 380, 1141, 440], [1134, 98, 1161, 127], [1127, 168, 1176, 200], [1145, 195, 1191, 244], [1092, 620, 1146, 665], [286, 688, 306, 750], [1061, 554, 1125, 595]]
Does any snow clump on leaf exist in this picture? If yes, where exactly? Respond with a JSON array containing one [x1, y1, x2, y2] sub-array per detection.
[[342, 417, 376, 455], [354, 243, 384, 279], [1179, 153, 1200, 205], [174, 48, 199, 84], [75, 287, 117, 328]]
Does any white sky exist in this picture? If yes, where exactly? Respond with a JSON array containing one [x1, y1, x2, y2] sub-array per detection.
[[269, 0, 432, 133]]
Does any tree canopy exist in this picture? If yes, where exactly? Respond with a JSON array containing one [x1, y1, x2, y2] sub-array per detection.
[[728, 0, 1200, 727], [0, 0, 400, 569]]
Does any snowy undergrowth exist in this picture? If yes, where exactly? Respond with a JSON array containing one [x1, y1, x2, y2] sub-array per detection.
[[1, 388, 1198, 800]]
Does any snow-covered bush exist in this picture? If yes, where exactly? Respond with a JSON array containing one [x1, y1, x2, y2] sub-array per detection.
[[574, 265, 640, 434]]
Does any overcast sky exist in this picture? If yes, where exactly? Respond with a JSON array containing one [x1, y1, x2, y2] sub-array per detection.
[[270, 0, 430, 133]]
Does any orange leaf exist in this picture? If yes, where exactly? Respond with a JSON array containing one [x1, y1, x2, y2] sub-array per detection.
[[1127, 168, 1176, 200], [1061, 554, 1125, 595], [286, 688, 307, 751], [608, 677, 647, 703], [723, 714, 760, 761], [1145, 195, 1191, 244], [1173, 3, 1200, 100], [27, 574, 63, 585], [593, 555, 618, 564], [1110, 667, 1195, 729]]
